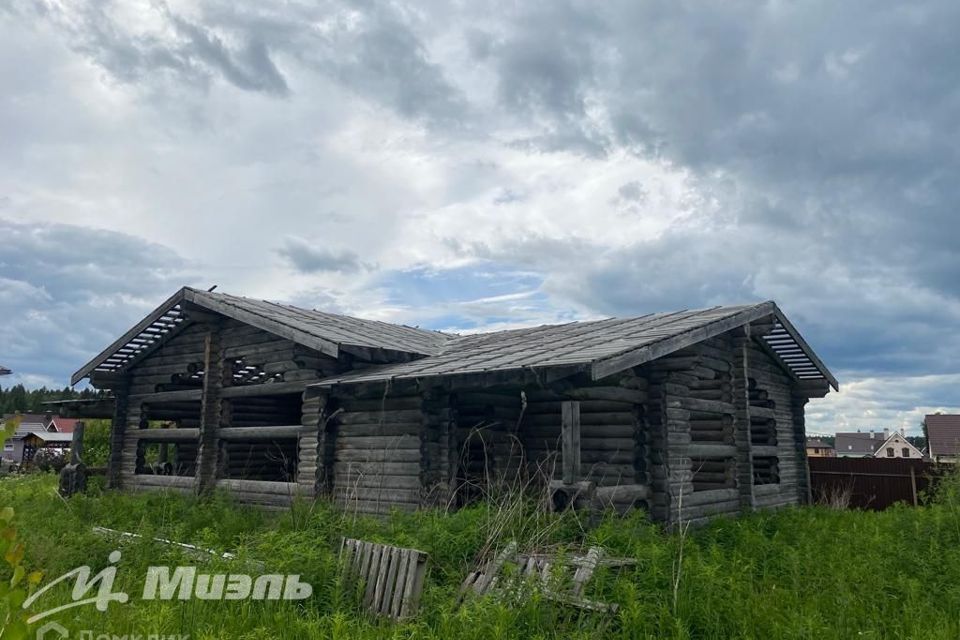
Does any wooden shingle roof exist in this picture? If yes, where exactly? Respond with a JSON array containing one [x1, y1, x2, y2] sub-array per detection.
[[313, 301, 838, 389], [73, 290, 836, 392], [72, 287, 452, 385], [926, 414, 960, 457]]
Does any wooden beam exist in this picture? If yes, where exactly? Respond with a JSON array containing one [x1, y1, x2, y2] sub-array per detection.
[[195, 324, 224, 495], [130, 380, 313, 404], [218, 425, 312, 440], [561, 401, 581, 484], [129, 428, 200, 442]]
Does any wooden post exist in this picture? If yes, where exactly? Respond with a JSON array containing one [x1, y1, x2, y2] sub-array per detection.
[[195, 323, 225, 495], [561, 401, 581, 485], [297, 389, 326, 498], [792, 393, 812, 504], [107, 379, 129, 489], [910, 466, 918, 506], [70, 421, 85, 465], [732, 329, 755, 511], [60, 420, 88, 497]]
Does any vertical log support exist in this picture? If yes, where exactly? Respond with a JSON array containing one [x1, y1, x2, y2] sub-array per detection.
[[195, 322, 225, 495], [107, 379, 130, 489], [561, 400, 581, 484], [732, 327, 755, 511], [791, 392, 811, 504], [70, 421, 85, 465], [299, 389, 326, 498]]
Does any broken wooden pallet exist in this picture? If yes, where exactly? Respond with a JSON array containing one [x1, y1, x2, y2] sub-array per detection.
[[459, 542, 634, 613], [340, 538, 429, 620]]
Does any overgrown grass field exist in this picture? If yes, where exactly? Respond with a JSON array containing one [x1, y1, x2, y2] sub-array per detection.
[[2, 474, 960, 639]]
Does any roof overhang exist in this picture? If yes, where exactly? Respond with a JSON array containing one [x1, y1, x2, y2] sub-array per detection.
[[71, 287, 342, 386], [757, 308, 839, 391], [589, 301, 838, 390]]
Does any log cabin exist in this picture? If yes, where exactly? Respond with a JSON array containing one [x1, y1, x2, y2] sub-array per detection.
[[70, 287, 837, 525]]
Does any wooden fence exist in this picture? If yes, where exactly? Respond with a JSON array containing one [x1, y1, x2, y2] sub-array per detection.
[[808, 457, 948, 510]]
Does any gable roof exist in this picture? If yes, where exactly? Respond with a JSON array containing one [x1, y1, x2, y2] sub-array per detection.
[[49, 417, 78, 433], [806, 438, 834, 449], [72, 287, 453, 385], [874, 432, 923, 457], [926, 414, 960, 457], [73, 290, 836, 391], [835, 431, 887, 455], [313, 301, 837, 389], [9, 422, 49, 441]]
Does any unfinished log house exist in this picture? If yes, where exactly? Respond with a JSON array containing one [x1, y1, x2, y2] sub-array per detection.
[[70, 287, 837, 525]]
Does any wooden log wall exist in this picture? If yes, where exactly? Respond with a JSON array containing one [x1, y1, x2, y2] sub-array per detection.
[[127, 319, 335, 398], [521, 376, 648, 514], [107, 378, 130, 489], [117, 316, 337, 504], [329, 393, 425, 516], [297, 392, 324, 499], [127, 324, 208, 396], [744, 338, 804, 510], [645, 338, 742, 525], [118, 402, 147, 488], [422, 390, 457, 507]]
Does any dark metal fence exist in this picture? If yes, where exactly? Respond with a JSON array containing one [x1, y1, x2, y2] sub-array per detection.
[[808, 457, 948, 510]]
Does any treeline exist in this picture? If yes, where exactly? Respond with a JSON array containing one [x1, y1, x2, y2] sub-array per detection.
[[0, 384, 106, 415]]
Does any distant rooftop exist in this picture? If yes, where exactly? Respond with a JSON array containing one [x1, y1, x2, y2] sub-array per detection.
[[926, 414, 960, 458]]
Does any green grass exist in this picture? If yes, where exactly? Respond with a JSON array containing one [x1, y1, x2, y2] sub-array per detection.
[[2, 474, 960, 639]]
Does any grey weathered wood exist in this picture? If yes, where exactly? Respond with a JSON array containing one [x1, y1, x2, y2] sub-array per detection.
[[217, 425, 311, 440], [688, 443, 736, 458], [71, 288, 190, 385], [590, 303, 778, 380], [195, 325, 224, 494], [130, 428, 200, 441], [340, 538, 429, 620], [561, 401, 581, 485], [571, 547, 603, 597], [107, 382, 130, 489]]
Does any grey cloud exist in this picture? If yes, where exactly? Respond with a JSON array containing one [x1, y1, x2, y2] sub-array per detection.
[[15, 0, 289, 96], [19, 0, 466, 126], [276, 236, 364, 274], [0, 218, 192, 385]]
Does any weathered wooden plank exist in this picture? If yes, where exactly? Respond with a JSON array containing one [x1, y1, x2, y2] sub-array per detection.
[[561, 401, 581, 485], [217, 425, 311, 440], [130, 428, 200, 442]]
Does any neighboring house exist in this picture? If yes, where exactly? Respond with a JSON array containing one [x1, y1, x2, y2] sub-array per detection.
[[68, 287, 838, 525], [835, 430, 889, 457], [2, 412, 78, 464], [925, 414, 960, 463], [834, 429, 923, 459], [806, 438, 835, 457], [874, 431, 924, 459]]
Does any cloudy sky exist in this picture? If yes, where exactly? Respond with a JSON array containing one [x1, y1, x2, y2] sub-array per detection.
[[1, 0, 958, 434]]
